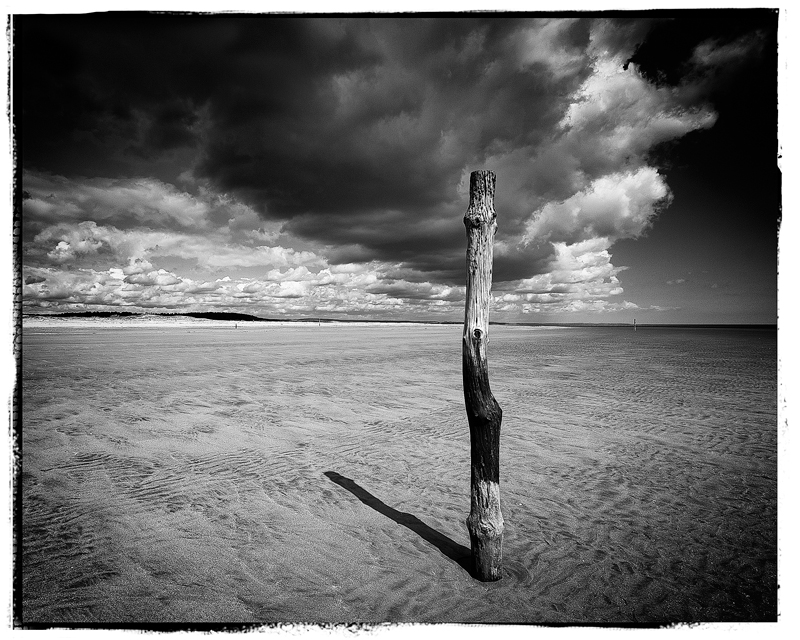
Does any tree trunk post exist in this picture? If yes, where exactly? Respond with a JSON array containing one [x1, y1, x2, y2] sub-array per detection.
[[462, 170, 504, 581]]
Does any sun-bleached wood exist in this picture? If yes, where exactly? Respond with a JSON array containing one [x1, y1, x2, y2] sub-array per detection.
[[462, 170, 504, 581]]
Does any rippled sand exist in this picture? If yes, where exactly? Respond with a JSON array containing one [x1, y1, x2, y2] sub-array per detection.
[[20, 323, 777, 624]]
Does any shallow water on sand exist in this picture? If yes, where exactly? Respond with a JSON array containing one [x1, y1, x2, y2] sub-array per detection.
[[20, 324, 776, 624]]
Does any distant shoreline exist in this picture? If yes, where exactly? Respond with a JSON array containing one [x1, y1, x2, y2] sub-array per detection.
[[20, 311, 776, 331]]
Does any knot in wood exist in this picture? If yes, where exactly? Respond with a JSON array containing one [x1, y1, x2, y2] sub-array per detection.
[[463, 212, 497, 230]]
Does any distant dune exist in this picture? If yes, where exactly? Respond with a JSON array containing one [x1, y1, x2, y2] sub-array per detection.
[[22, 314, 464, 329], [22, 311, 458, 327]]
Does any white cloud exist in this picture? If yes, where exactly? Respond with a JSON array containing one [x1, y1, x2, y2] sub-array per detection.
[[483, 20, 725, 316], [122, 258, 154, 275], [523, 167, 670, 245], [23, 173, 216, 229], [30, 220, 325, 273], [555, 46, 717, 184], [482, 19, 717, 251], [23, 207, 467, 315], [498, 238, 625, 309], [124, 269, 183, 287]]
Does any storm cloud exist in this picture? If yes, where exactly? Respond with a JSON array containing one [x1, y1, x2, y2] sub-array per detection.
[[16, 13, 777, 319]]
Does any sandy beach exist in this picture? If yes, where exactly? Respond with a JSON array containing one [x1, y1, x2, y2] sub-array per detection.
[[19, 321, 777, 625]]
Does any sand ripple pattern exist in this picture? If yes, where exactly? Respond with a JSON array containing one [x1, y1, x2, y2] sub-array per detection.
[[20, 325, 776, 624]]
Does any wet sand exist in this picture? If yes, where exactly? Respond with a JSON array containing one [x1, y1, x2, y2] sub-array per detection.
[[20, 322, 777, 624]]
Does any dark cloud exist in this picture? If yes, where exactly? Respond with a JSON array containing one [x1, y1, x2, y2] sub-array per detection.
[[16, 15, 587, 278], [494, 246, 555, 284]]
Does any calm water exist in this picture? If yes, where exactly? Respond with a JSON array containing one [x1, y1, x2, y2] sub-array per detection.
[[20, 324, 777, 624]]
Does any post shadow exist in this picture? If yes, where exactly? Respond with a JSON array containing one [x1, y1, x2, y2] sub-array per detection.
[[324, 471, 475, 577]]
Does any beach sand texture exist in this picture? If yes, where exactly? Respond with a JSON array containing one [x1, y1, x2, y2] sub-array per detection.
[[20, 323, 777, 624]]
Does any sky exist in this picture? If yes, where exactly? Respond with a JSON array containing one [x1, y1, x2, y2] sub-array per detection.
[[15, 9, 780, 323]]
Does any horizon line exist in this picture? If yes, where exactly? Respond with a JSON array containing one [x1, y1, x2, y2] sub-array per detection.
[[20, 311, 777, 329]]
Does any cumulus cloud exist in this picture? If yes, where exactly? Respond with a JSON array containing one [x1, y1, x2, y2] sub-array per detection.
[[20, 183, 452, 315], [122, 258, 154, 275], [493, 238, 628, 314], [21, 171, 269, 237], [366, 280, 463, 301], [486, 19, 720, 305], [124, 269, 183, 287], [26, 217, 324, 275], [522, 167, 671, 246]]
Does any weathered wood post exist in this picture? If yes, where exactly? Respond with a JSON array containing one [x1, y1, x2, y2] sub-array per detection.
[[462, 170, 504, 581]]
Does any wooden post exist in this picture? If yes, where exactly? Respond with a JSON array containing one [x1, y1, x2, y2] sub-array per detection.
[[462, 170, 504, 581]]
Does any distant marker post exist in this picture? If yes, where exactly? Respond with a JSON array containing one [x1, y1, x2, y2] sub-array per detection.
[[462, 170, 504, 581]]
